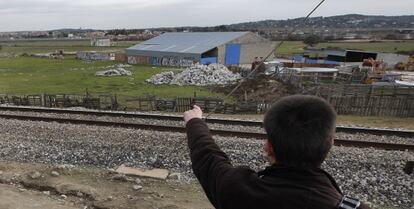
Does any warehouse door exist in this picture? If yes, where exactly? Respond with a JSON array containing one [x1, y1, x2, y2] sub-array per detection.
[[225, 44, 241, 65]]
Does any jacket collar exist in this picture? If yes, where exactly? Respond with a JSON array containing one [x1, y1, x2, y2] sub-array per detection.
[[258, 164, 343, 194]]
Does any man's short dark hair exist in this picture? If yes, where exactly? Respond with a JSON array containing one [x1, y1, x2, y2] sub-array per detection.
[[264, 95, 336, 168]]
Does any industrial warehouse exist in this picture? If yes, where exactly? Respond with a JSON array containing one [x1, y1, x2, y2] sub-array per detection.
[[125, 32, 275, 67]]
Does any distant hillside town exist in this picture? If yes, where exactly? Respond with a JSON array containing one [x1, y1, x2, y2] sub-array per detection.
[[0, 14, 413, 42]]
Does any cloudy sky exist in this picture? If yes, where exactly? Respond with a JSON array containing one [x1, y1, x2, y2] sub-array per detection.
[[0, 0, 413, 32]]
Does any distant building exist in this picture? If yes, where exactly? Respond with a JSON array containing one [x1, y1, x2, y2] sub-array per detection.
[[304, 48, 377, 63], [397, 34, 413, 40], [91, 38, 111, 47], [377, 53, 411, 66], [396, 28, 414, 34], [303, 47, 410, 66], [87, 31, 106, 38], [125, 32, 275, 67], [344, 33, 357, 40], [52, 31, 63, 38]]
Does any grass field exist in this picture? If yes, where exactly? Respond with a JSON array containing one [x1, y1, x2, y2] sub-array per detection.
[[275, 41, 308, 55], [0, 40, 138, 54], [0, 40, 221, 99], [0, 38, 413, 107], [275, 40, 414, 55], [318, 41, 414, 53], [0, 39, 413, 98], [2, 39, 413, 55], [0, 57, 221, 99]]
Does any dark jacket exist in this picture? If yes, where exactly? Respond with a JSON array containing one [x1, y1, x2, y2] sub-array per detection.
[[186, 118, 370, 209]]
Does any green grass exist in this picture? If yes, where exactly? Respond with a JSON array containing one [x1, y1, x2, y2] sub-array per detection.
[[2, 39, 413, 55], [0, 57, 222, 99], [275, 41, 307, 55], [0, 39, 222, 100], [0, 40, 139, 54], [318, 41, 414, 53], [0, 39, 413, 101], [1, 46, 126, 54], [274, 40, 414, 55]]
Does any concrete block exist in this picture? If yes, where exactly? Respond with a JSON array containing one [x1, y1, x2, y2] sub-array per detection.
[[116, 164, 169, 180]]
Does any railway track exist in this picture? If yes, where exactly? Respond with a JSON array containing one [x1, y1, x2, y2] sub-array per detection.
[[0, 106, 413, 138], [0, 110, 412, 151]]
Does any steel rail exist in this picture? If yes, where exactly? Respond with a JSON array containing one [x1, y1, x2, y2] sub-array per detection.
[[0, 106, 413, 138], [0, 113, 412, 151]]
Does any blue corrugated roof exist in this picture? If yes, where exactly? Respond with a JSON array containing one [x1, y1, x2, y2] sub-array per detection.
[[127, 32, 249, 55]]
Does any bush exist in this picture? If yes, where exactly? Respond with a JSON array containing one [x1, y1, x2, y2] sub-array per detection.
[[303, 35, 321, 47]]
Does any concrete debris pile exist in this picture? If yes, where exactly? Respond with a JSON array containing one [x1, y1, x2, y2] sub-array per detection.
[[146, 72, 175, 85], [147, 64, 241, 86], [95, 64, 133, 77], [0, 53, 18, 58]]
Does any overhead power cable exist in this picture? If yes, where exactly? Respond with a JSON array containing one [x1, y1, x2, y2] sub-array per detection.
[[204, 0, 327, 119]]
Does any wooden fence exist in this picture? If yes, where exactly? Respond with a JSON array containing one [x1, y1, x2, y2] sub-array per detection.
[[303, 84, 414, 117], [1, 86, 413, 117], [0, 93, 118, 110], [327, 95, 414, 117]]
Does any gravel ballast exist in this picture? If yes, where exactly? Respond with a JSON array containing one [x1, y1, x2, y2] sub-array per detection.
[[0, 118, 412, 208], [0, 110, 412, 145]]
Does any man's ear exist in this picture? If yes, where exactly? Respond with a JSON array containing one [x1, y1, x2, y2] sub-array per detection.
[[265, 140, 276, 164], [265, 140, 274, 155]]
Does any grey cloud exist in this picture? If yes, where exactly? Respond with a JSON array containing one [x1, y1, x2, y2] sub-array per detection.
[[0, 0, 413, 32]]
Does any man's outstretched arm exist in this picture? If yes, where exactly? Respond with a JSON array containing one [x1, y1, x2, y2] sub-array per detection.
[[184, 106, 234, 208]]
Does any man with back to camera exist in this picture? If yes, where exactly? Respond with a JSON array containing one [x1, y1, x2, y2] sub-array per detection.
[[183, 95, 370, 209]]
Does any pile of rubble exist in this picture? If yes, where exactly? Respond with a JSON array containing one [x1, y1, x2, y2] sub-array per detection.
[[146, 64, 241, 86], [146, 72, 175, 85], [95, 64, 133, 77], [0, 53, 18, 58]]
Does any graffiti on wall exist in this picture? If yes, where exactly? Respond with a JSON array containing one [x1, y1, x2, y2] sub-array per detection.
[[160, 57, 194, 67], [127, 56, 151, 65], [127, 55, 195, 67], [115, 53, 128, 62], [77, 52, 115, 61]]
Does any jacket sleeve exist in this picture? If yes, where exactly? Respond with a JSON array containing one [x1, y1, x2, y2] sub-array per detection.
[[186, 118, 235, 208]]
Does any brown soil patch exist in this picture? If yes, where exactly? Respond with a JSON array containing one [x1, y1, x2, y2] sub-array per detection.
[[0, 161, 213, 209]]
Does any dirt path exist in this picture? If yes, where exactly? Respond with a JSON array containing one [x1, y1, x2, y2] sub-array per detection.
[[0, 184, 78, 209], [0, 161, 213, 209]]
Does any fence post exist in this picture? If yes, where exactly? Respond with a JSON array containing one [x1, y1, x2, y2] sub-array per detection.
[[364, 85, 373, 116]]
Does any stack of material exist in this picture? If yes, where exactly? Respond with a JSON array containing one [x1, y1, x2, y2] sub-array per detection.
[[146, 64, 241, 86], [145, 72, 175, 84], [95, 65, 133, 77], [0, 53, 18, 58]]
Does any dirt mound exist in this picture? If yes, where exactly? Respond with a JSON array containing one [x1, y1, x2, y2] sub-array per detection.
[[212, 75, 296, 102]]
